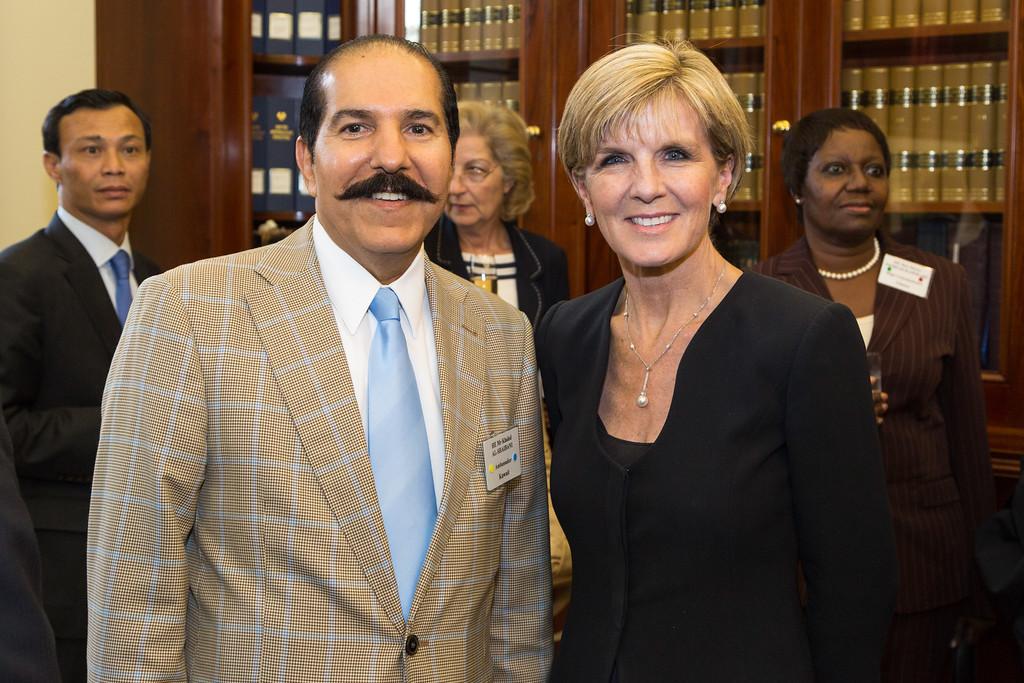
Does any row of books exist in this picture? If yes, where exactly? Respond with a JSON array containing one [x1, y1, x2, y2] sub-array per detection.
[[454, 80, 521, 111], [843, 0, 1009, 30], [252, 0, 342, 56], [626, 0, 766, 44], [251, 97, 314, 213], [418, 1, 522, 54], [725, 72, 765, 201], [842, 61, 1008, 202]]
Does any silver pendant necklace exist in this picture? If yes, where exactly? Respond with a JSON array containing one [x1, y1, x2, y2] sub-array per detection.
[[623, 263, 727, 408]]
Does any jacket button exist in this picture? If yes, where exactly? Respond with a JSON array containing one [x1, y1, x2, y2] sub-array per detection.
[[405, 634, 419, 656]]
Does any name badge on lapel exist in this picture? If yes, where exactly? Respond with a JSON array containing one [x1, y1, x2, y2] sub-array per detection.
[[483, 427, 521, 491], [877, 254, 934, 298]]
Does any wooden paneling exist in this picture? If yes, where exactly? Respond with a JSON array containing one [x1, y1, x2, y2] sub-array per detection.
[[95, 0, 251, 270]]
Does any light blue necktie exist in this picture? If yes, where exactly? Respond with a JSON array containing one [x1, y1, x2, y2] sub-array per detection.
[[367, 287, 437, 620], [108, 249, 132, 326]]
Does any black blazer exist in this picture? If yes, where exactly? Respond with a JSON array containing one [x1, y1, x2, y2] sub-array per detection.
[[755, 232, 994, 614], [538, 272, 897, 682], [0, 410, 60, 682], [0, 214, 160, 638], [423, 215, 569, 328]]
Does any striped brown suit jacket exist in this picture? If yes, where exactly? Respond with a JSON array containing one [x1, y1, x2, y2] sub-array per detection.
[[755, 231, 994, 614], [87, 224, 553, 681]]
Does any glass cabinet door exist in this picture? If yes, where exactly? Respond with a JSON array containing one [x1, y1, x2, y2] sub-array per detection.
[[840, 0, 1011, 370]]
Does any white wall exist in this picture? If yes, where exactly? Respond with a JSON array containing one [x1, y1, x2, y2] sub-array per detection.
[[0, 1, 95, 248]]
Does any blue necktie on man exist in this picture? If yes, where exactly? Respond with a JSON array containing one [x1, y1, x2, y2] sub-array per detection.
[[108, 249, 132, 326], [366, 286, 437, 620]]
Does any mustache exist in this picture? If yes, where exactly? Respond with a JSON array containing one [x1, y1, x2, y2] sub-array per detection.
[[335, 172, 439, 203]]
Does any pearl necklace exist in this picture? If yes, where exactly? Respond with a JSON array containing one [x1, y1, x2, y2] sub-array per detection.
[[623, 263, 727, 408], [817, 238, 881, 280]]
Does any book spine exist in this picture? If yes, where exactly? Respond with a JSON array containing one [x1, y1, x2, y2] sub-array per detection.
[[892, 0, 920, 27], [888, 66, 916, 154], [979, 0, 1008, 21], [251, 96, 268, 213], [662, 0, 689, 41], [265, 0, 295, 55], [689, 0, 711, 39], [844, 0, 866, 30], [949, 0, 977, 24], [482, 5, 505, 50], [920, 0, 947, 25], [267, 97, 298, 212], [325, 0, 342, 50], [252, 0, 266, 54], [636, 0, 661, 42], [711, 0, 737, 39], [295, 0, 325, 56], [480, 81, 503, 105], [864, 66, 890, 137], [913, 65, 943, 201], [440, 1, 463, 53], [462, 0, 484, 51], [865, 0, 892, 29], [505, 2, 521, 49], [738, 0, 763, 37], [503, 80, 520, 111]]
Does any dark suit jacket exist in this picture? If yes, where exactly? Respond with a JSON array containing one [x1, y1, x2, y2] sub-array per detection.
[[0, 214, 160, 638], [424, 215, 569, 329], [755, 232, 994, 614], [538, 272, 897, 682], [0, 410, 60, 682]]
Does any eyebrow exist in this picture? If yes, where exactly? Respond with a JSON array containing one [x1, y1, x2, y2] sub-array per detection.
[[326, 108, 442, 130], [72, 134, 144, 145]]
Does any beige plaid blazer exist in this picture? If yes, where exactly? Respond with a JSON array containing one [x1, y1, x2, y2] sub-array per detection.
[[87, 224, 552, 682]]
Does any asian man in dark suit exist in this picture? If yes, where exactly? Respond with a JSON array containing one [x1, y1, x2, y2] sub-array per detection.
[[0, 408, 60, 683], [0, 89, 159, 682]]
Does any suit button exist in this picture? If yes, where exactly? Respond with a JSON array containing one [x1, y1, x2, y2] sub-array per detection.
[[405, 634, 419, 655]]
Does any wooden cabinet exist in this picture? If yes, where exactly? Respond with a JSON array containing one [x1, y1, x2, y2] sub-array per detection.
[[96, 0, 1024, 459]]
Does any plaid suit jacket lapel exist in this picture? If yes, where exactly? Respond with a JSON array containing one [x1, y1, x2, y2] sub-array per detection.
[[409, 261, 484, 621], [244, 223, 406, 632]]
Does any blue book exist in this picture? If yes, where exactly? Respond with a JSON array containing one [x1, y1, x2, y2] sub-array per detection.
[[325, 1, 342, 51], [252, 0, 266, 54], [266, 0, 295, 55], [295, 0, 325, 55], [266, 97, 298, 212], [251, 96, 269, 213]]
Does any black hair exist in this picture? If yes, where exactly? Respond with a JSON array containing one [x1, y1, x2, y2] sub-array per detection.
[[781, 107, 891, 200], [42, 89, 152, 156], [299, 34, 460, 160]]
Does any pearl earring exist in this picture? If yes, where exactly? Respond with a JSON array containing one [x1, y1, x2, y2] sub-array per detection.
[[584, 213, 595, 226], [794, 197, 803, 205], [716, 201, 727, 214]]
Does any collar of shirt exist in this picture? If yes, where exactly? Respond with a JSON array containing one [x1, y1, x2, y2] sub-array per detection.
[[58, 206, 134, 269], [312, 216, 428, 338]]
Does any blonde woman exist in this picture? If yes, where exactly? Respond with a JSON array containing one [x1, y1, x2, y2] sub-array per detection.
[[539, 41, 897, 681]]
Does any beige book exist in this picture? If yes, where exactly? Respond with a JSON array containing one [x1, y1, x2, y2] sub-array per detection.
[[845, 0, 866, 30], [864, 67, 890, 136], [626, 0, 638, 41], [866, 0, 892, 29], [738, 0, 763, 37], [914, 65, 943, 155], [421, 8, 440, 52], [637, 0, 661, 42], [967, 149, 993, 201], [969, 61, 996, 152], [940, 150, 968, 200], [890, 151, 915, 203], [480, 81, 503, 105], [888, 66, 915, 153], [994, 150, 1004, 201], [461, 81, 481, 101], [662, 0, 688, 41], [711, 0, 738, 39], [482, 5, 505, 50], [920, 0, 948, 24], [941, 62, 970, 153], [462, 0, 484, 52], [996, 60, 1008, 151], [503, 80, 520, 111], [690, 0, 712, 39], [893, 0, 920, 27], [913, 151, 941, 201], [949, 0, 977, 24], [842, 67, 866, 109], [440, 4, 463, 53], [979, 0, 1008, 21], [505, 2, 521, 49], [734, 152, 755, 201]]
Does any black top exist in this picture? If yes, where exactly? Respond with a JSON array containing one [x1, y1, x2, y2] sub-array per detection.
[[596, 418, 650, 470], [423, 215, 569, 329], [538, 272, 897, 683]]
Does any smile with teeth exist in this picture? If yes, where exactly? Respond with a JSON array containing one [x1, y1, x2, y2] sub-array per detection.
[[629, 215, 673, 227], [372, 192, 408, 201]]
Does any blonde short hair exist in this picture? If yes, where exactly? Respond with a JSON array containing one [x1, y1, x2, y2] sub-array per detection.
[[558, 41, 751, 199], [458, 101, 535, 220]]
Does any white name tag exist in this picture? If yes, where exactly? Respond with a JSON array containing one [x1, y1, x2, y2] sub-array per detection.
[[483, 427, 521, 491], [877, 253, 933, 298]]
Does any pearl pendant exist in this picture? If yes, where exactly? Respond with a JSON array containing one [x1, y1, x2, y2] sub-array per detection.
[[636, 391, 649, 408]]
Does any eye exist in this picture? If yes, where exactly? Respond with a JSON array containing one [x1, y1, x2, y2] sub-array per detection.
[[341, 123, 367, 135], [597, 153, 626, 167], [123, 145, 140, 155], [823, 162, 845, 175], [408, 123, 432, 136], [663, 148, 691, 161], [83, 146, 100, 155], [866, 164, 886, 178]]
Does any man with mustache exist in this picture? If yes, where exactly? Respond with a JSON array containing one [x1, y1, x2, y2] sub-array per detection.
[[88, 35, 552, 681], [0, 88, 159, 682]]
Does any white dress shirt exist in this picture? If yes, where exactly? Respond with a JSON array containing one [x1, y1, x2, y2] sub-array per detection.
[[312, 217, 446, 508], [58, 206, 139, 310]]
